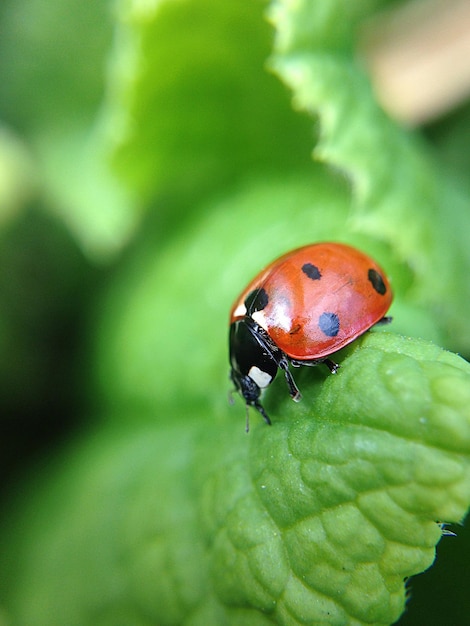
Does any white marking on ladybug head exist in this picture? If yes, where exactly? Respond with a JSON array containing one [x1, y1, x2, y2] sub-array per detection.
[[248, 366, 273, 389]]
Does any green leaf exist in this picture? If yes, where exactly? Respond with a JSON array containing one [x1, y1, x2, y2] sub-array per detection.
[[104, 0, 313, 209], [268, 0, 470, 352], [94, 170, 433, 418], [268, 0, 436, 256], [0, 0, 110, 132], [1, 2, 470, 626], [1, 334, 470, 625], [0, 0, 131, 260], [0, 127, 35, 226]]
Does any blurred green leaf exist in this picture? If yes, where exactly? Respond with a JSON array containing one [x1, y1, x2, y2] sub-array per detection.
[[0, 0, 109, 132], [0, 128, 36, 226], [269, 0, 470, 353], [0, 0, 134, 260], [104, 0, 313, 209]]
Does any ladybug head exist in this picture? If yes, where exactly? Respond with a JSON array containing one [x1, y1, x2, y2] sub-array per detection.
[[229, 319, 278, 426]]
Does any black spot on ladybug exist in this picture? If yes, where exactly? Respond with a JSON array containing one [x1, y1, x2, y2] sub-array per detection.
[[368, 269, 387, 295], [245, 288, 269, 313], [302, 262, 322, 281], [318, 312, 340, 337]]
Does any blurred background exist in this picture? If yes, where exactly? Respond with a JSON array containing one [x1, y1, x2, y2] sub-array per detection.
[[0, 0, 469, 624]]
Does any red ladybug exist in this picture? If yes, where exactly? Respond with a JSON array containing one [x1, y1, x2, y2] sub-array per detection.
[[229, 242, 393, 426]]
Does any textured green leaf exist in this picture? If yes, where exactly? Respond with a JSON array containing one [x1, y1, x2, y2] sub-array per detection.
[[1, 2, 470, 626], [2, 334, 470, 626]]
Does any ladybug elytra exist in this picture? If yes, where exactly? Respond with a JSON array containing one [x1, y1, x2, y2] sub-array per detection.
[[229, 242, 393, 427]]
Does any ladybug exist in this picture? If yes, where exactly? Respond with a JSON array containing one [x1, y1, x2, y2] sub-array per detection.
[[229, 242, 393, 426]]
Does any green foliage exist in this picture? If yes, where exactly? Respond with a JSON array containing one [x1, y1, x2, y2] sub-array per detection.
[[2, 334, 470, 625], [106, 0, 313, 207], [0, 0, 470, 625]]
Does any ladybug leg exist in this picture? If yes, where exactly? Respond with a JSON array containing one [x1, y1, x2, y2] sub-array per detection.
[[291, 357, 340, 374], [290, 358, 322, 368], [374, 316, 393, 326], [323, 358, 340, 374], [278, 358, 302, 402]]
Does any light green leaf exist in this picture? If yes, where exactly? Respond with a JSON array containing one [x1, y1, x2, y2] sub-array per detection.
[[268, 0, 470, 352], [104, 0, 313, 210]]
